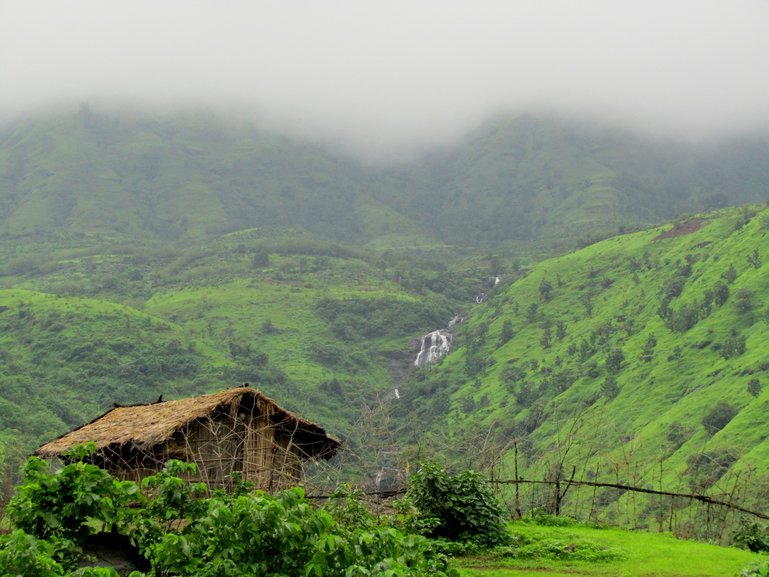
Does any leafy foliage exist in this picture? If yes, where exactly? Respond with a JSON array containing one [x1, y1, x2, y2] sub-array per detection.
[[0, 530, 63, 577], [0, 456, 458, 577], [734, 519, 769, 553], [7, 450, 139, 541], [701, 401, 738, 435], [407, 462, 508, 546]]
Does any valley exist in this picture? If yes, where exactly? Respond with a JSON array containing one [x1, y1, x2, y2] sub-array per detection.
[[3, 110, 769, 532]]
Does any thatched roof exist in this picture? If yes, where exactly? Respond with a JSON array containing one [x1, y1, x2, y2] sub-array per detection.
[[36, 386, 341, 460]]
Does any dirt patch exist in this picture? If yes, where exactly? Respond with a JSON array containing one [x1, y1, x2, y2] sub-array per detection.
[[654, 219, 704, 240]]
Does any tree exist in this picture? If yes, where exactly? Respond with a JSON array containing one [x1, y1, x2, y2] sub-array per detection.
[[748, 248, 761, 269], [540, 324, 552, 349], [605, 348, 625, 374], [251, 249, 270, 268], [408, 462, 507, 546], [555, 319, 567, 341], [601, 376, 620, 399], [734, 288, 755, 313], [748, 377, 762, 398], [666, 302, 699, 332], [539, 279, 553, 302], [714, 282, 730, 306], [641, 333, 657, 362], [498, 320, 514, 346], [722, 264, 737, 284], [526, 303, 538, 324], [702, 401, 738, 435], [721, 331, 747, 359], [581, 294, 593, 317]]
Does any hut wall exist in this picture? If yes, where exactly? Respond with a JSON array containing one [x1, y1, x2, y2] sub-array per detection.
[[179, 413, 245, 487], [270, 432, 304, 490], [243, 408, 276, 487]]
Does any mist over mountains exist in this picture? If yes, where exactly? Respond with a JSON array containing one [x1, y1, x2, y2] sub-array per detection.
[[2, 109, 769, 251], [3, 1, 769, 158]]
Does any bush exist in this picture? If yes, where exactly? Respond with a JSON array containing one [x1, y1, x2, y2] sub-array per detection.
[[1, 455, 457, 577], [407, 462, 508, 547], [0, 530, 63, 577], [734, 519, 769, 553], [6, 450, 140, 541], [701, 401, 738, 434], [741, 560, 769, 577]]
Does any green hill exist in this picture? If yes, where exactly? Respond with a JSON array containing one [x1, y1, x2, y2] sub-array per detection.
[[3, 109, 769, 251], [4, 108, 769, 517], [0, 231, 469, 475], [379, 114, 769, 248], [402, 205, 769, 524]]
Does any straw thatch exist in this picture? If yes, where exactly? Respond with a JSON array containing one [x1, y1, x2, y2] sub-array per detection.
[[36, 387, 341, 470], [35, 386, 341, 490]]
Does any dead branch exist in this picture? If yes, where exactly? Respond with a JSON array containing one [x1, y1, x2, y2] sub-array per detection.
[[490, 478, 769, 520]]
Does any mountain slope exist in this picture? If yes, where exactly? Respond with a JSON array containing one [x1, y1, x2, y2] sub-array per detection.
[[402, 205, 769, 518], [0, 109, 418, 244], [0, 232, 469, 466], [379, 115, 769, 248], [3, 109, 769, 251]]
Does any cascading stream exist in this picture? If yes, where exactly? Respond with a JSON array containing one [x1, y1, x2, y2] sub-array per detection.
[[412, 276, 498, 368], [414, 330, 452, 367]]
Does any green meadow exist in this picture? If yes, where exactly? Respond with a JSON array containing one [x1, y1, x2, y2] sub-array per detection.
[[458, 520, 761, 577]]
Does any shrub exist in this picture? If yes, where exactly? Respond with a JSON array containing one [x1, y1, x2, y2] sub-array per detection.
[[605, 348, 625, 374], [148, 488, 455, 577], [734, 519, 769, 553], [515, 538, 623, 561], [0, 530, 63, 577], [6, 450, 140, 541], [407, 462, 508, 547], [601, 376, 620, 399], [701, 401, 738, 434], [1, 456, 457, 577], [741, 560, 769, 577], [735, 288, 756, 313], [720, 332, 747, 359]]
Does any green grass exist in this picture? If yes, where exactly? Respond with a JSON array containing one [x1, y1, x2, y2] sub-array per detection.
[[403, 205, 769, 527], [457, 521, 761, 576]]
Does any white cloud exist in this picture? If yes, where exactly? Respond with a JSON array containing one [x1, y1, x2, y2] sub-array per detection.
[[2, 0, 769, 156]]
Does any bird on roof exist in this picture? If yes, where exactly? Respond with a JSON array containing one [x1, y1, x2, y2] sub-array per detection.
[[156, 394, 163, 403]]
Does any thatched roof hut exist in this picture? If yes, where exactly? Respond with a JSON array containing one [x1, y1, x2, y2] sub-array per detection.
[[36, 386, 341, 490]]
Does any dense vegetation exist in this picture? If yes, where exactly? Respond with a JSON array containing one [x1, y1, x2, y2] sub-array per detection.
[[3, 109, 769, 250], [0, 452, 760, 577], [402, 205, 769, 530], [4, 108, 769, 530], [0, 453, 464, 576], [0, 232, 465, 482]]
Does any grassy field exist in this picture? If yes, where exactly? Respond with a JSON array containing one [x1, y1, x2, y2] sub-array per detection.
[[457, 521, 761, 577]]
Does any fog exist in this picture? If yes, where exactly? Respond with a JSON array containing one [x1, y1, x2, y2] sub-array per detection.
[[2, 0, 769, 157]]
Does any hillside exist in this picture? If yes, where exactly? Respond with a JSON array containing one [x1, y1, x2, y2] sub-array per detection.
[[4, 109, 769, 510], [373, 114, 769, 249], [402, 205, 769, 526], [0, 230, 475, 485], [3, 110, 769, 251]]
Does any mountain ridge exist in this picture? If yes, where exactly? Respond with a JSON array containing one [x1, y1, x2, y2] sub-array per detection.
[[3, 109, 769, 250]]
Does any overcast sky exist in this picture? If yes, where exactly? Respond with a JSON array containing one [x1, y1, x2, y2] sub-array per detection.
[[2, 0, 769, 157]]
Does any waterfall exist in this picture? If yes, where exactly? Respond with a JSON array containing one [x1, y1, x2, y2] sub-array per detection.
[[412, 275, 498, 367], [414, 329, 452, 367]]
